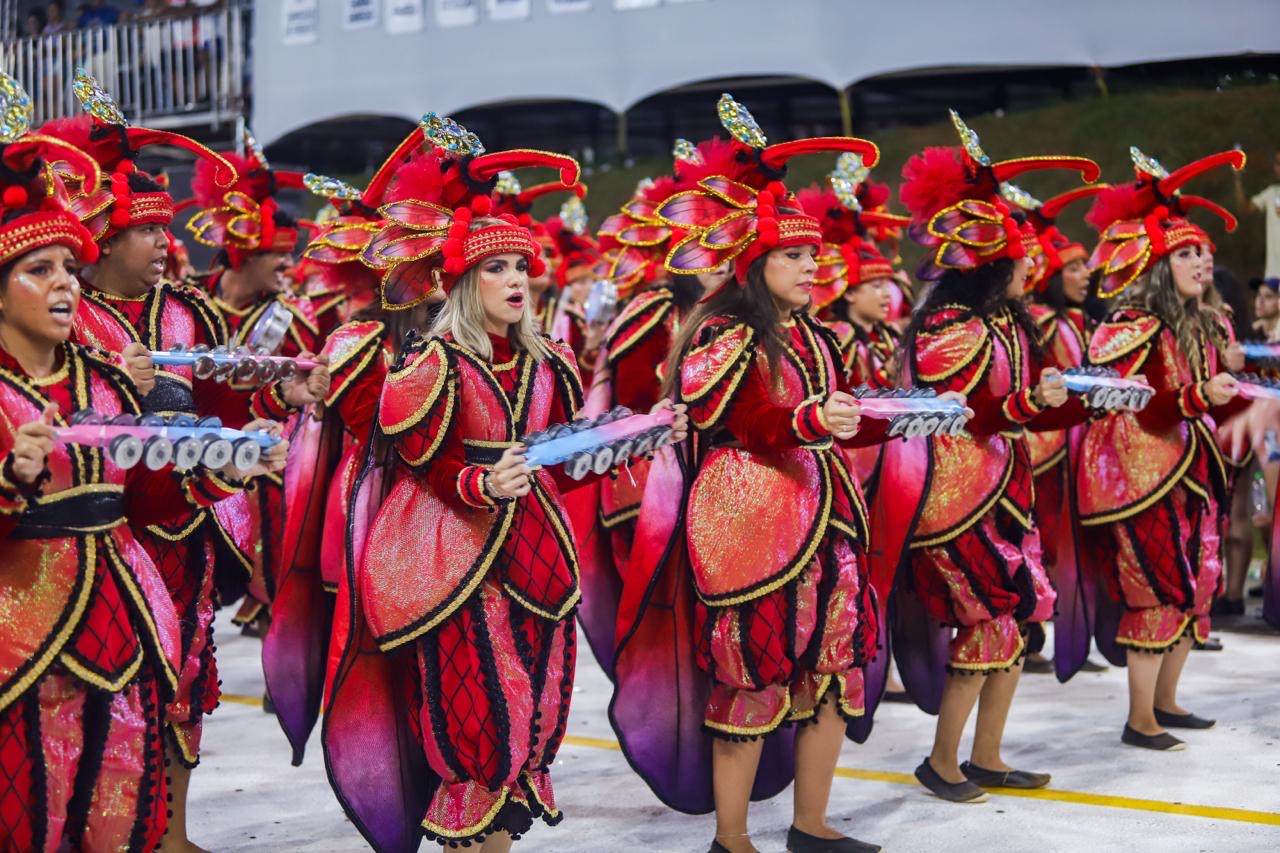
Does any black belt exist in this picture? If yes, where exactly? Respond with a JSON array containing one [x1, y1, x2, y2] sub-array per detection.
[[144, 375, 195, 416], [12, 488, 126, 539], [462, 442, 512, 467]]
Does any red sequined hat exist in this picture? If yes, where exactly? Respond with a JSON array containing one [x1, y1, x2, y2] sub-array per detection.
[[0, 73, 100, 265], [355, 113, 579, 309], [39, 70, 235, 248], [186, 127, 307, 269], [654, 94, 881, 296], [1085, 146, 1244, 298], [900, 110, 1100, 281], [545, 195, 598, 286]]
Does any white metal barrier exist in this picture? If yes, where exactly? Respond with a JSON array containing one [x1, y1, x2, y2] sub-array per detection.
[[2, 4, 246, 130]]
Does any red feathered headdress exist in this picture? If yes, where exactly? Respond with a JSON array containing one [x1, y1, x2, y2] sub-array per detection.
[[1086, 146, 1244, 298], [0, 73, 100, 266], [900, 111, 1099, 281], [39, 71, 234, 247], [356, 113, 579, 309], [186, 127, 307, 268], [655, 94, 879, 295]]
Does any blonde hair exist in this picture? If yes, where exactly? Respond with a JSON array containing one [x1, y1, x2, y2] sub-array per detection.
[[428, 217, 551, 362]]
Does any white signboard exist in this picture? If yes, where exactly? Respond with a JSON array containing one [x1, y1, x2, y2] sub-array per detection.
[[547, 0, 590, 11], [613, 0, 659, 9], [281, 0, 319, 45], [386, 0, 426, 33], [487, 0, 531, 20], [344, 0, 380, 29], [435, 0, 480, 26]]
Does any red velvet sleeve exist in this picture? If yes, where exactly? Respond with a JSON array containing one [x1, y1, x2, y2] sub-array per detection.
[[336, 360, 386, 446], [612, 325, 669, 413]]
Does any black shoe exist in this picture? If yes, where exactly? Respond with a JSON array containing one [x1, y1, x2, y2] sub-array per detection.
[[708, 842, 730, 853], [1154, 708, 1216, 729], [1211, 597, 1245, 617], [1248, 583, 1264, 598], [960, 760, 1051, 789], [1121, 724, 1184, 751], [914, 758, 989, 803], [1192, 637, 1223, 652], [1022, 655, 1054, 674], [881, 690, 912, 704], [262, 691, 276, 715], [786, 826, 881, 853], [1080, 658, 1109, 672]]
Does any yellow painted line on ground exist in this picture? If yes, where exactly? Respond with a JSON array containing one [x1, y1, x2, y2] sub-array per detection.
[[223, 694, 1280, 826]]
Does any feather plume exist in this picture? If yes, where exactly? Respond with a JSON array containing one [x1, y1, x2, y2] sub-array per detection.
[[899, 147, 977, 222], [382, 150, 472, 210], [672, 137, 756, 190], [1084, 183, 1151, 233], [856, 178, 891, 211]]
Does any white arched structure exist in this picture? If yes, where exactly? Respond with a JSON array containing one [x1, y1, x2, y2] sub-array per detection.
[[253, 0, 1280, 145]]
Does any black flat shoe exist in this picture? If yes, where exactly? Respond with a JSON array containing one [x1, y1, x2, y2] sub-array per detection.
[[1192, 637, 1223, 652], [1211, 597, 1245, 617], [708, 842, 730, 853], [1080, 658, 1109, 672], [1121, 724, 1184, 751], [1154, 708, 1216, 729], [786, 825, 881, 853], [1022, 655, 1054, 674], [960, 760, 1051, 789], [914, 758, 989, 803]]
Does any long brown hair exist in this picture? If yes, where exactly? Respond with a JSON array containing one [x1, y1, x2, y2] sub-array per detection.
[[1121, 253, 1223, 375], [660, 255, 788, 400]]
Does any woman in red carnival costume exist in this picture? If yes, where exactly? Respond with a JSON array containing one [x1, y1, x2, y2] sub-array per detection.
[[545, 195, 603, 388], [0, 72, 287, 852], [570, 139, 731, 678], [888, 112, 1098, 803], [259, 168, 422, 768], [322, 113, 686, 852], [1077, 146, 1248, 750], [184, 130, 329, 631], [1001, 182, 1107, 676], [610, 94, 925, 853], [39, 71, 325, 852]]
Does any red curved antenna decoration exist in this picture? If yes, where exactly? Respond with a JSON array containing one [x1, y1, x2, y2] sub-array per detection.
[[761, 138, 880, 171], [991, 156, 1100, 185], [516, 181, 586, 207], [860, 210, 909, 230], [1176, 194, 1239, 232], [124, 128, 237, 187], [172, 197, 199, 214], [362, 127, 426, 210], [468, 150, 580, 188], [273, 170, 308, 191], [1157, 149, 1246, 196], [1037, 184, 1108, 222]]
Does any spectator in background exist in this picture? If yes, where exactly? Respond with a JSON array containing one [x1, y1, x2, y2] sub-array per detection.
[[43, 1, 69, 33], [1251, 276, 1280, 341], [24, 9, 46, 36], [1235, 150, 1280, 280], [76, 0, 120, 27]]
